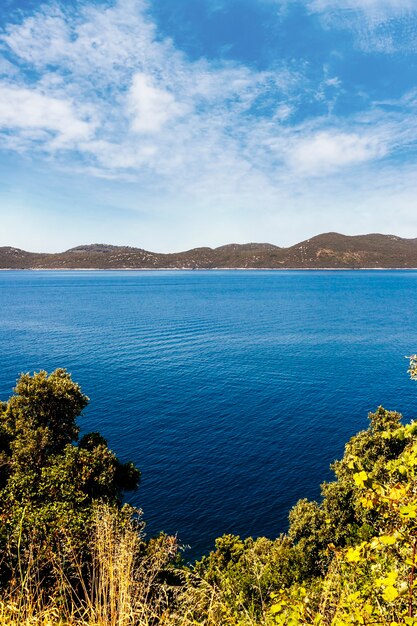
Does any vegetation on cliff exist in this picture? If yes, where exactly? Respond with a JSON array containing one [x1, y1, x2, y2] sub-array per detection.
[[1, 366, 417, 624], [4, 232, 417, 269]]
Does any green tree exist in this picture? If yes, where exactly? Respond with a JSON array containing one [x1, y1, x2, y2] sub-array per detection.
[[286, 407, 409, 580], [0, 369, 140, 586]]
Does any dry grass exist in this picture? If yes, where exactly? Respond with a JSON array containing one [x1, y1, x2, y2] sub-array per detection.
[[0, 506, 270, 626], [0, 504, 182, 626]]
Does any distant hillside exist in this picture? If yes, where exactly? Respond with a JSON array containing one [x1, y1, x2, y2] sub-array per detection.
[[2, 233, 417, 269]]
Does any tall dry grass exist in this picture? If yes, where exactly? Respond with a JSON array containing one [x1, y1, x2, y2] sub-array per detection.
[[0, 504, 181, 626], [86, 505, 179, 626], [0, 505, 271, 626]]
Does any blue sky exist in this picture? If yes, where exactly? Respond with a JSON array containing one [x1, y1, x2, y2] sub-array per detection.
[[1, 0, 417, 251]]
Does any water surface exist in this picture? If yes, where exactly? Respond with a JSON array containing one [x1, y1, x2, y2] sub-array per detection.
[[1, 270, 416, 557]]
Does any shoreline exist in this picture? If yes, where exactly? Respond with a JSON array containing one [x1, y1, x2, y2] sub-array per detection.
[[2, 267, 417, 272]]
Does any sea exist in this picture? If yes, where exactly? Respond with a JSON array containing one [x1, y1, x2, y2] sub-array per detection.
[[1, 269, 417, 558]]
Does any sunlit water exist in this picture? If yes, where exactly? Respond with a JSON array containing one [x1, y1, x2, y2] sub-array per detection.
[[1, 270, 417, 558]]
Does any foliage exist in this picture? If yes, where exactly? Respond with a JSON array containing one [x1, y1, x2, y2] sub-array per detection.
[[408, 355, 417, 380], [269, 362, 417, 625], [3, 364, 417, 625], [286, 406, 408, 577], [175, 533, 298, 624], [173, 404, 415, 625], [0, 503, 181, 626], [0, 369, 140, 585]]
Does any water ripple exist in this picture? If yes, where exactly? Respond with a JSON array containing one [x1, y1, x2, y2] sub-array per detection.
[[1, 270, 417, 558]]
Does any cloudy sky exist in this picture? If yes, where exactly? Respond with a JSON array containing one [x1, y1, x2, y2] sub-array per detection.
[[1, 0, 417, 251]]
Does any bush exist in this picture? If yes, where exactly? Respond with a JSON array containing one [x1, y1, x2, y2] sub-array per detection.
[[0, 369, 140, 588]]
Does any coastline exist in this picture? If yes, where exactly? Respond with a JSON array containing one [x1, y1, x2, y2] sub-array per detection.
[[2, 267, 417, 272]]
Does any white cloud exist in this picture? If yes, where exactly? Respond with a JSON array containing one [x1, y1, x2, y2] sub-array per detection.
[[302, 0, 417, 53], [0, 83, 93, 146], [0, 56, 18, 77], [307, 0, 415, 11], [0, 0, 301, 183], [286, 130, 386, 175], [127, 73, 188, 134], [2, 11, 70, 66], [274, 104, 293, 121], [1, 0, 417, 251], [277, 0, 416, 16]]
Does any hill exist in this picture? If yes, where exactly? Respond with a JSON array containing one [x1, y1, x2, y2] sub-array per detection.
[[2, 232, 417, 269]]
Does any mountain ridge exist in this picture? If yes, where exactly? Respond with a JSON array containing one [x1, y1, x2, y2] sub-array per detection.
[[3, 232, 417, 269]]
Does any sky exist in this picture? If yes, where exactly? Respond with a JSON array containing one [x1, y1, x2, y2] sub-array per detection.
[[1, 0, 417, 251]]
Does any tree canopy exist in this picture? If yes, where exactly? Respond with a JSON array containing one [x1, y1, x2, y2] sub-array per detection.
[[0, 369, 140, 583]]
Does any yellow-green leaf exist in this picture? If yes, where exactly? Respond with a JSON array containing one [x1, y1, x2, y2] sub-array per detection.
[[400, 504, 417, 519], [346, 547, 362, 562], [380, 534, 396, 546], [383, 585, 399, 602], [354, 471, 369, 488]]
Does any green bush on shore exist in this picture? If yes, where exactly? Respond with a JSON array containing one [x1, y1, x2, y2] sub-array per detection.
[[1, 368, 417, 625], [0, 369, 140, 589]]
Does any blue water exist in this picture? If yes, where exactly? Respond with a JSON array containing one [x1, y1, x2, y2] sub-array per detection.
[[1, 270, 417, 558]]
